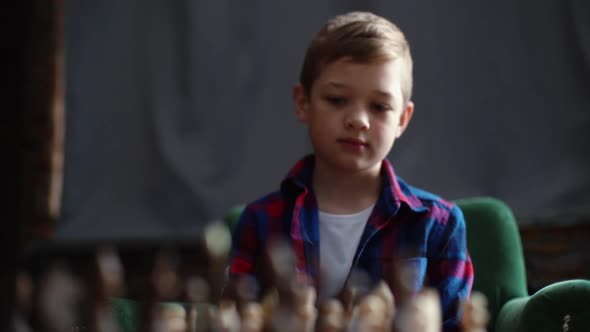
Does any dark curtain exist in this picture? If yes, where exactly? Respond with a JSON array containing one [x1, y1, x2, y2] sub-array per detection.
[[58, 0, 590, 240]]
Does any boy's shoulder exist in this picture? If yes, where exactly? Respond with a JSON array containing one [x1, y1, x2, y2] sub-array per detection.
[[395, 176, 461, 220], [242, 190, 288, 217]]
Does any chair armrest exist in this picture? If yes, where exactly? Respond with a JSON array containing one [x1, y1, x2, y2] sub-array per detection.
[[495, 279, 590, 332]]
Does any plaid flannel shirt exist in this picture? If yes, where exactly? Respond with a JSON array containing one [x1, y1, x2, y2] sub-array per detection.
[[228, 155, 473, 331]]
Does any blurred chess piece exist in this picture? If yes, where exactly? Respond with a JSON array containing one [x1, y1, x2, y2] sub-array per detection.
[[317, 299, 345, 332], [461, 291, 489, 332], [341, 281, 394, 332], [264, 237, 298, 297], [260, 237, 315, 332], [234, 275, 259, 309], [208, 300, 241, 332], [292, 284, 318, 332], [372, 280, 396, 330], [14, 270, 34, 332], [186, 275, 210, 332], [92, 246, 124, 332], [203, 221, 233, 305], [354, 294, 389, 332], [260, 288, 278, 330], [239, 302, 264, 332], [562, 314, 571, 332], [141, 249, 183, 332], [393, 288, 441, 332], [38, 263, 83, 332], [339, 268, 371, 329], [161, 303, 188, 332]]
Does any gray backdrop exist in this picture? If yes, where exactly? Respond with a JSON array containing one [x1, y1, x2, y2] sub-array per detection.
[[58, 0, 590, 241]]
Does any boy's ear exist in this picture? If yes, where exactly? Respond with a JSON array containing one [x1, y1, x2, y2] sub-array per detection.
[[293, 83, 310, 123], [396, 101, 414, 138]]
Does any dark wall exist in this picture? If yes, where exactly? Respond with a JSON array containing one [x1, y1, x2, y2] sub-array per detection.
[[58, 0, 590, 240]]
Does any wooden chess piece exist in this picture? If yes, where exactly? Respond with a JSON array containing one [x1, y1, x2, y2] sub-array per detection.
[[141, 249, 182, 332], [260, 288, 278, 330], [203, 221, 232, 305], [234, 274, 259, 310], [161, 303, 188, 332], [372, 280, 396, 330], [186, 275, 210, 332], [239, 302, 264, 332], [38, 264, 82, 332], [14, 270, 34, 332], [461, 291, 489, 332], [354, 294, 389, 332], [209, 300, 240, 332], [317, 299, 345, 332], [339, 268, 371, 329], [393, 288, 441, 332], [260, 237, 298, 332], [92, 246, 124, 332], [292, 284, 317, 332]]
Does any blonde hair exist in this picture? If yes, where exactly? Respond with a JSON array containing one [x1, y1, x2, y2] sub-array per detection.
[[299, 11, 413, 105]]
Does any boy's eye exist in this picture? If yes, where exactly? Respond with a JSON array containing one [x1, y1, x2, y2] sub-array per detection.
[[325, 96, 347, 106], [371, 103, 392, 112]]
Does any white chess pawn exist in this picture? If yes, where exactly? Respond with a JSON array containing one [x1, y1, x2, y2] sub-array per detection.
[[318, 299, 345, 332], [293, 285, 318, 332], [461, 292, 489, 332], [240, 302, 264, 332], [160, 304, 187, 332], [355, 294, 388, 332], [372, 281, 396, 328], [212, 300, 241, 332], [394, 288, 441, 332]]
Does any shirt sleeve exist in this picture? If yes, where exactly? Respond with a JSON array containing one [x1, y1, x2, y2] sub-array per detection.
[[222, 204, 261, 298], [427, 204, 474, 332]]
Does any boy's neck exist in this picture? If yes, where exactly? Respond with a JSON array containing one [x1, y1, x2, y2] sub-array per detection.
[[312, 159, 382, 214]]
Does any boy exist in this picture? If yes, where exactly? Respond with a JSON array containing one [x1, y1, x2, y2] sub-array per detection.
[[227, 11, 473, 331]]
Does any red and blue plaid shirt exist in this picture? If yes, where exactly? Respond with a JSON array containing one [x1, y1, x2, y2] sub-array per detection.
[[228, 155, 473, 331]]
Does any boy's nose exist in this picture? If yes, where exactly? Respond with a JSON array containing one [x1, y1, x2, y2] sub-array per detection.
[[345, 109, 370, 131]]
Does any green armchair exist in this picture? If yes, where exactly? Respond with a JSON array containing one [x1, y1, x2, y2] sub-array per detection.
[[455, 197, 590, 332]]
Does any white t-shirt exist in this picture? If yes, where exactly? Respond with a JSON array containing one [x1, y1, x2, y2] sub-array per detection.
[[318, 205, 374, 302]]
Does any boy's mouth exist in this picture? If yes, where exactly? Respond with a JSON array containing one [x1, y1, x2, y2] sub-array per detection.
[[337, 137, 368, 148]]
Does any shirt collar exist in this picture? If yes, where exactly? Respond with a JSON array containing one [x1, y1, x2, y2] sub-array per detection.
[[281, 154, 427, 213]]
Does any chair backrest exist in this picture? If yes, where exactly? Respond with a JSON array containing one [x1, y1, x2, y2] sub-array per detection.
[[455, 197, 528, 331], [224, 204, 246, 235]]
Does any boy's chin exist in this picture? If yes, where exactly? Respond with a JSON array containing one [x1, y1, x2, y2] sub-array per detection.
[[319, 154, 382, 174]]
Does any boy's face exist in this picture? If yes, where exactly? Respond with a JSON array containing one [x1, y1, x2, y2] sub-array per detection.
[[294, 58, 414, 175]]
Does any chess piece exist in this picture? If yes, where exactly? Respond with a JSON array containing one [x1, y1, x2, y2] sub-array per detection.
[[14, 270, 34, 332], [317, 299, 345, 332], [339, 268, 371, 329], [260, 288, 278, 329], [394, 288, 441, 332], [239, 302, 264, 332], [461, 291, 489, 332], [209, 300, 240, 332], [203, 221, 232, 305], [292, 284, 317, 332], [92, 246, 124, 332], [38, 264, 82, 332], [186, 275, 210, 332], [140, 249, 182, 332], [161, 304, 187, 332], [358, 294, 389, 332], [234, 275, 259, 309], [259, 238, 306, 332]]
